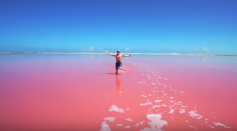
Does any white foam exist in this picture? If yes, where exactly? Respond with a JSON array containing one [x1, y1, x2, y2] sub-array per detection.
[[188, 125, 197, 129], [155, 100, 162, 103], [188, 111, 202, 119], [125, 125, 130, 129], [140, 114, 168, 131], [168, 109, 175, 114], [179, 109, 185, 113], [208, 125, 215, 129], [140, 121, 145, 124], [151, 104, 167, 109], [138, 81, 143, 84], [125, 118, 133, 121], [134, 123, 139, 127], [100, 121, 111, 131], [108, 105, 125, 113], [104, 117, 116, 122], [213, 122, 231, 128], [140, 102, 152, 106]]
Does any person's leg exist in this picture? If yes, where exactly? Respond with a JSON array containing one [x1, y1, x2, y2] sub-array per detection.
[[119, 62, 126, 71], [115, 63, 119, 74], [119, 67, 126, 71]]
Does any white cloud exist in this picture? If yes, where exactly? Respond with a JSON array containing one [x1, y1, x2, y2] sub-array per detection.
[[81, 47, 95, 51], [89, 47, 94, 51], [125, 48, 129, 50], [203, 47, 209, 52]]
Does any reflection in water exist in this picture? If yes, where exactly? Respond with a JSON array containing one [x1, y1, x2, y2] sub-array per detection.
[[116, 75, 125, 97]]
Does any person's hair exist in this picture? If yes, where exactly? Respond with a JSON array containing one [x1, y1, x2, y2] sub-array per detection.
[[116, 50, 120, 55]]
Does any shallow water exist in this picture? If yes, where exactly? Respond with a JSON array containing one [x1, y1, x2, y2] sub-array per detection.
[[0, 54, 237, 131]]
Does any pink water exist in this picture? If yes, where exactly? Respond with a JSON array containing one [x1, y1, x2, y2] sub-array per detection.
[[0, 54, 237, 131]]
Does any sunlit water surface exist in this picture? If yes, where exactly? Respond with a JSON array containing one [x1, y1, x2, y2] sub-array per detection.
[[0, 54, 237, 131]]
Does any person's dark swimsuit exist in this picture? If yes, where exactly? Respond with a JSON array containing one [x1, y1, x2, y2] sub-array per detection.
[[115, 62, 122, 70]]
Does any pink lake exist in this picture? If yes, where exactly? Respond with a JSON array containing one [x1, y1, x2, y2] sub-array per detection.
[[0, 54, 237, 131]]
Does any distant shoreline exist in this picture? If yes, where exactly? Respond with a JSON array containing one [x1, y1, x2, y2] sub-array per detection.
[[0, 52, 236, 56]]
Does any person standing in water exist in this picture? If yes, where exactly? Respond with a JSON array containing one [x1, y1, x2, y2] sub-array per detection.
[[105, 50, 132, 74]]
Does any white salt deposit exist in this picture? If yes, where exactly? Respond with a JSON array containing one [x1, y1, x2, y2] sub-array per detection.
[[168, 109, 175, 114], [155, 100, 162, 103], [108, 105, 125, 113], [188, 111, 202, 119], [104, 117, 116, 122], [125, 118, 133, 121], [140, 114, 168, 131], [100, 121, 111, 131], [140, 102, 152, 106], [179, 109, 185, 113], [213, 122, 231, 128], [188, 125, 197, 129]]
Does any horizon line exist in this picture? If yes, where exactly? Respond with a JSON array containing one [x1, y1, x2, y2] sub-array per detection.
[[0, 52, 237, 56]]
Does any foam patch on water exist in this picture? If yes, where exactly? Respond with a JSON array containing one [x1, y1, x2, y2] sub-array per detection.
[[108, 105, 125, 113], [125, 118, 133, 121], [140, 102, 152, 106], [100, 121, 111, 131], [188, 111, 202, 119], [213, 122, 231, 128], [125, 125, 130, 128], [169, 109, 175, 114], [104, 117, 116, 122], [188, 125, 197, 129], [134, 123, 139, 127], [179, 109, 185, 113], [155, 100, 162, 103], [140, 114, 168, 131], [208, 125, 215, 129]]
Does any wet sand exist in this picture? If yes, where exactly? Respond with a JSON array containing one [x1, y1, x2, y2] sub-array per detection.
[[0, 54, 236, 131]]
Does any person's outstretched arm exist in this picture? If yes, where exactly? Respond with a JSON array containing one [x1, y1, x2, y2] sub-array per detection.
[[105, 51, 116, 56], [122, 54, 132, 57]]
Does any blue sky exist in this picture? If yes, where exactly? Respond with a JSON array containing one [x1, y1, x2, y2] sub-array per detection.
[[0, 0, 237, 54]]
